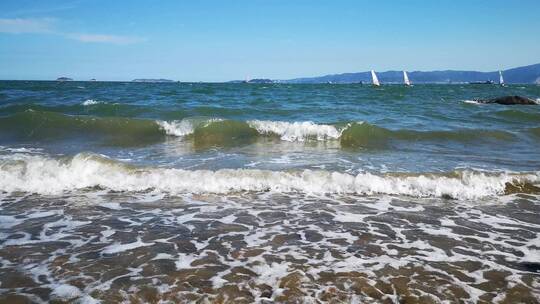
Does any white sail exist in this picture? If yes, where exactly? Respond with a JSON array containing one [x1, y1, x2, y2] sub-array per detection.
[[403, 71, 411, 86], [499, 71, 504, 85], [371, 70, 380, 86]]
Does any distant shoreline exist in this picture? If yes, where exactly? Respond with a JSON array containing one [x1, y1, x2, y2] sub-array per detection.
[[0, 62, 539, 84], [0, 79, 538, 85]]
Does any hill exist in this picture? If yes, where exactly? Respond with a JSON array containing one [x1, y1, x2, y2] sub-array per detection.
[[282, 63, 540, 84]]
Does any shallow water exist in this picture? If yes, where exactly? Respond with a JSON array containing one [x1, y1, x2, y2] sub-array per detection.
[[0, 81, 539, 303]]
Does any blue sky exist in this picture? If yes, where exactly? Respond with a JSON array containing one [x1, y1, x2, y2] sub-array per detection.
[[1, 0, 539, 81]]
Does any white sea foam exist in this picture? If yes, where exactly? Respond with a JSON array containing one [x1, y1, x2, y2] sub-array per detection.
[[175, 253, 198, 269], [101, 237, 154, 254], [50, 284, 82, 301], [252, 262, 291, 287], [247, 120, 345, 141], [156, 118, 223, 137], [157, 118, 354, 141], [0, 146, 43, 154], [156, 119, 195, 136], [82, 99, 103, 106], [0, 153, 538, 199]]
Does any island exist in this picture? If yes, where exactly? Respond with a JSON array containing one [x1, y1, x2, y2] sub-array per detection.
[[56, 77, 73, 81], [280, 63, 540, 84], [228, 78, 274, 84], [132, 79, 175, 83]]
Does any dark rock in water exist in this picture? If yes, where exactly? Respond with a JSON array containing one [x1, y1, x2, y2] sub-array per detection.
[[504, 182, 540, 195], [476, 95, 537, 105], [515, 262, 540, 273]]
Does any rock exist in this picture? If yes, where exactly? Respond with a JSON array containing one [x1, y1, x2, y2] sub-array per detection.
[[475, 95, 537, 105], [56, 77, 73, 81]]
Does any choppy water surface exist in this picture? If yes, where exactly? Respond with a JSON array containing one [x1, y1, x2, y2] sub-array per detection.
[[0, 81, 539, 303]]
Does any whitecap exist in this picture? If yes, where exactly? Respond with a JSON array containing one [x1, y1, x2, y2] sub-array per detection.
[[156, 118, 222, 137], [82, 99, 103, 106], [0, 153, 538, 200], [247, 120, 345, 141], [156, 119, 195, 137]]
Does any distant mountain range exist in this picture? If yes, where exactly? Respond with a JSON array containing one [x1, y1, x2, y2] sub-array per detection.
[[280, 63, 540, 84]]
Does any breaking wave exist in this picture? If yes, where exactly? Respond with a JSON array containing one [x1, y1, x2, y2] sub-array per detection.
[[0, 110, 164, 146], [247, 120, 344, 141], [81, 99, 105, 106], [157, 118, 516, 148], [0, 110, 522, 148], [0, 153, 538, 199]]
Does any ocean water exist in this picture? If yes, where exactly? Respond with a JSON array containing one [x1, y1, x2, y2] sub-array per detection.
[[0, 81, 539, 303]]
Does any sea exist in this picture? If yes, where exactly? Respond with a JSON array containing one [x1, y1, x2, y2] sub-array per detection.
[[0, 81, 539, 303]]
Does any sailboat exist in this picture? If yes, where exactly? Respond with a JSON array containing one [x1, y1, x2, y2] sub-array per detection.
[[499, 71, 506, 87], [403, 71, 412, 86], [371, 70, 380, 86]]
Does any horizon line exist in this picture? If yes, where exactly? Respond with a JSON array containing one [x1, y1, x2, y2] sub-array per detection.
[[1, 62, 538, 82]]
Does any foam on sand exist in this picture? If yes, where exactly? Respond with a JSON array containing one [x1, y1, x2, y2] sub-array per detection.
[[101, 237, 154, 255]]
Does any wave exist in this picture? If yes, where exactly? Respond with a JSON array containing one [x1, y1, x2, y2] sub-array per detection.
[[0, 110, 520, 148], [160, 118, 516, 148], [529, 127, 540, 138], [248, 120, 344, 141], [0, 153, 538, 199], [157, 118, 222, 137], [81, 99, 105, 106], [494, 109, 540, 122], [338, 121, 515, 148], [0, 102, 147, 118], [0, 110, 164, 146]]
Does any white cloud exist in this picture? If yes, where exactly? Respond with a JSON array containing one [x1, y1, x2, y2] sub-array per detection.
[[0, 17, 146, 45], [66, 33, 146, 45], [0, 18, 55, 34]]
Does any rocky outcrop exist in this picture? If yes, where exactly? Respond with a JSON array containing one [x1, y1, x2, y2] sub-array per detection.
[[56, 77, 73, 81], [475, 95, 537, 105]]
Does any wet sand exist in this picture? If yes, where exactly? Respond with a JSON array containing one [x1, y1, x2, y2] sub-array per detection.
[[1, 192, 539, 303]]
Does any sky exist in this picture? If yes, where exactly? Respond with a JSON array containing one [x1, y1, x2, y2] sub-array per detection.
[[0, 0, 539, 82]]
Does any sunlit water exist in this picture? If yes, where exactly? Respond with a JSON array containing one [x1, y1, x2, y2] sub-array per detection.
[[0, 81, 539, 303]]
